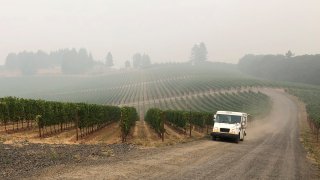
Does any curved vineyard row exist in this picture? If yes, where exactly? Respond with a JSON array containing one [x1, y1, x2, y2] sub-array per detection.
[[20, 64, 276, 107], [47, 77, 270, 106], [131, 89, 270, 118], [287, 87, 320, 139]]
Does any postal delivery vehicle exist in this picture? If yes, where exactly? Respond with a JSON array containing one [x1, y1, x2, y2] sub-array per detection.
[[211, 111, 247, 143]]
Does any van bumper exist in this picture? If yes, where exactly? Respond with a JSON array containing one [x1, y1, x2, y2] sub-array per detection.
[[211, 132, 238, 139]]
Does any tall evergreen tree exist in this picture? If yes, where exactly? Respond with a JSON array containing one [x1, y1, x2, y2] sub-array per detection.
[[190, 42, 208, 64], [105, 52, 114, 67], [132, 53, 142, 68], [132, 53, 151, 68], [141, 54, 151, 67], [190, 44, 199, 64], [199, 42, 208, 62], [125, 60, 131, 68], [61, 48, 94, 74], [285, 50, 294, 58]]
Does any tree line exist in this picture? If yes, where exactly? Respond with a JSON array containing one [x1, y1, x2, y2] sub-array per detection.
[[4, 49, 154, 75], [3, 42, 210, 74], [5, 49, 96, 75], [238, 52, 320, 85]]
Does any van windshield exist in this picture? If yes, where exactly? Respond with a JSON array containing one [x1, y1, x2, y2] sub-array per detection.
[[215, 114, 241, 124]]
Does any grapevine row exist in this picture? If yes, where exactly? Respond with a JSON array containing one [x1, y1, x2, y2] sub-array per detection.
[[286, 87, 320, 140], [145, 91, 270, 140], [0, 97, 137, 140]]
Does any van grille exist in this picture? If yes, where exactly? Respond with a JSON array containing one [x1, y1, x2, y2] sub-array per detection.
[[220, 128, 230, 133]]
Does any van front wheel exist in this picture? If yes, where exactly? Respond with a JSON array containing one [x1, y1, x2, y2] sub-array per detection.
[[240, 132, 244, 141], [235, 134, 240, 143]]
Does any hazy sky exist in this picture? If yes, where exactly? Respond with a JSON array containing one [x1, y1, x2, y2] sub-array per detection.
[[1, 0, 319, 66]]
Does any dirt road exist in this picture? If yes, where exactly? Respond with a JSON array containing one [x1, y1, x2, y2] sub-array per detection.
[[33, 89, 317, 180]]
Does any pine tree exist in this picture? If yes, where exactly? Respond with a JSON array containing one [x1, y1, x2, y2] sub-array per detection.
[[285, 50, 294, 58], [125, 60, 131, 68], [198, 42, 208, 62], [105, 52, 114, 67], [190, 42, 208, 64]]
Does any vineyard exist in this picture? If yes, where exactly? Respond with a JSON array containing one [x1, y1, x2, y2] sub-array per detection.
[[0, 90, 272, 144], [144, 91, 270, 141], [0, 63, 307, 144], [287, 86, 320, 139], [0, 64, 272, 103], [0, 97, 138, 142], [5, 64, 277, 119]]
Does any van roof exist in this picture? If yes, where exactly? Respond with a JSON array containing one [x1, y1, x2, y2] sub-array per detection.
[[216, 111, 247, 116]]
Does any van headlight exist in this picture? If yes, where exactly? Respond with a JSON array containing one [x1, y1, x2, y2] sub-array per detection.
[[213, 127, 219, 132], [230, 127, 238, 134]]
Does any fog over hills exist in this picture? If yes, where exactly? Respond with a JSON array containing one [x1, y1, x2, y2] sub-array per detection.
[[1, 0, 319, 66], [0, 0, 320, 95]]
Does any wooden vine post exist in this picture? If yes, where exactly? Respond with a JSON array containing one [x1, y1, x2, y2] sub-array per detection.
[[189, 109, 192, 137], [317, 123, 319, 142], [76, 110, 79, 141], [0, 102, 8, 132], [35, 115, 42, 138], [120, 109, 125, 143], [4, 120, 7, 132], [161, 111, 165, 142], [38, 124, 41, 138], [206, 117, 209, 135]]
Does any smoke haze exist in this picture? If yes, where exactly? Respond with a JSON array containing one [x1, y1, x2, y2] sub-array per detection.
[[1, 0, 319, 65]]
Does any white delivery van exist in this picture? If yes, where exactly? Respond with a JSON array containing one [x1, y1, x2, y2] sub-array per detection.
[[211, 111, 248, 143]]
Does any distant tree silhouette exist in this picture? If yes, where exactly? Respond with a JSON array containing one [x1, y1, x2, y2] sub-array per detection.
[[199, 42, 208, 62], [132, 53, 142, 68], [125, 60, 131, 68], [4, 48, 96, 75], [190, 44, 199, 64], [190, 42, 208, 64], [132, 53, 151, 68], [61, 48, 94, 74], [5, 53, 19, 70], [285, 50, 294, 58], [105, 52, 114, 67], [141, 54, 151, 67], [5, 51, 39, 75]]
